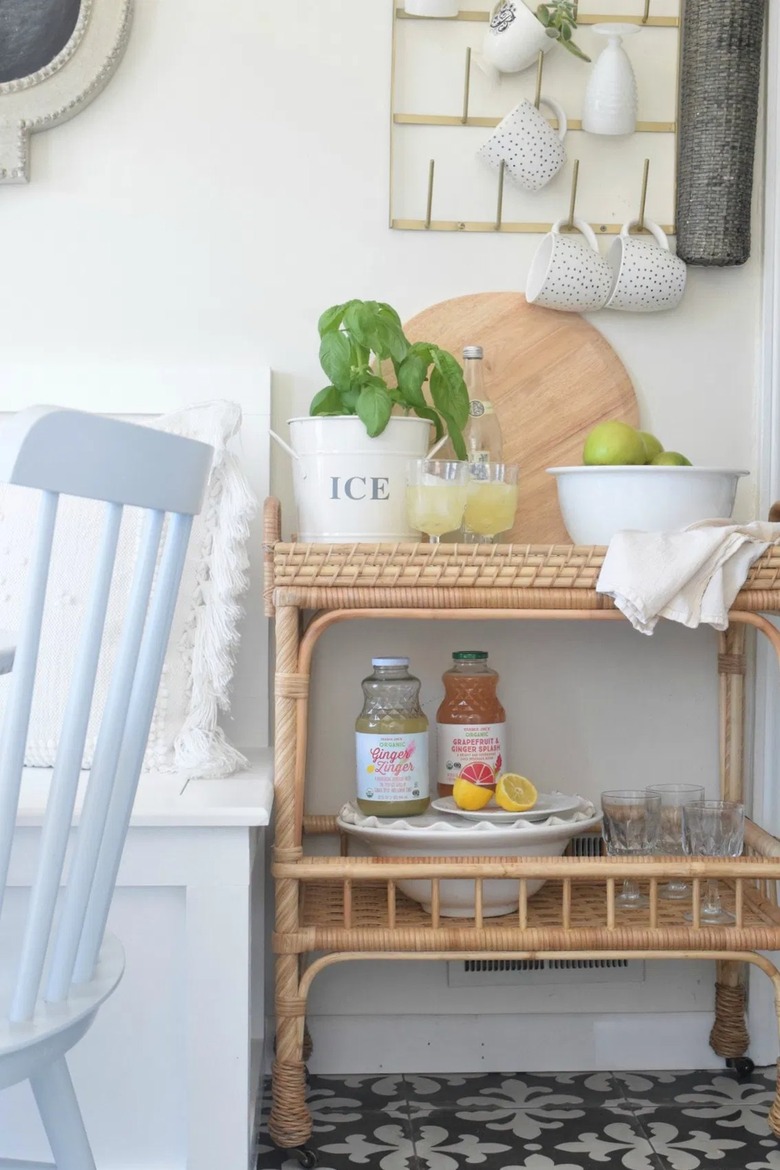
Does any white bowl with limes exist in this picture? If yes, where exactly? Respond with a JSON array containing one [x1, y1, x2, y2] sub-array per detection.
[[547, 466, 749, 546], [337, 799, 602, 918]]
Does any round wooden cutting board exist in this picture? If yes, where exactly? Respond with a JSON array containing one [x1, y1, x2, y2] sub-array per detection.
[[403, 292, 638, 544]]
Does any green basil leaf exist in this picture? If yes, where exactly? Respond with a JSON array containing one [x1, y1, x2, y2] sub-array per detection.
[[408, 340, 434, 364], [341, 386, 360, 411], [343, 301, 377, 350], [356, 381, 393, 437], [317, 304, 347, 336], [377, 302, 403, 328], [384, 323, 410, 364], [438, 408, 467, 460], [412, 404, 443, 441], [310, 385, 345, 415], [395, 353, 428, 409], [429, 351, 469, 428], [319, 331, 353, 390]]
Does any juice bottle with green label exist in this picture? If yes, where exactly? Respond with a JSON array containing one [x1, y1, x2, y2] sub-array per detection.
[[355, 657, 430, 817]]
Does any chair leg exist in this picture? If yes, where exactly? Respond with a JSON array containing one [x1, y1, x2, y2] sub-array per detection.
[[29, 1056, 97, 1170]]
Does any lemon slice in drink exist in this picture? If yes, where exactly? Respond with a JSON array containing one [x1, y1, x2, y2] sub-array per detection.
[[495, 773, 538, 812], [452, 778, 493, 811]]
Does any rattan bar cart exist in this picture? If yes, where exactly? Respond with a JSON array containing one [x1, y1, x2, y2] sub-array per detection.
[[263, 497, 780, 1165]]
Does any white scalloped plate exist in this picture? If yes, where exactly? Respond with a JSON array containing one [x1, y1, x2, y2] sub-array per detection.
[[430, 792, 582, 823]]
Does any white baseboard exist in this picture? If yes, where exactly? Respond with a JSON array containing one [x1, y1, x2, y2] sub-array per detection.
[[301, 1012, 723, 1075]]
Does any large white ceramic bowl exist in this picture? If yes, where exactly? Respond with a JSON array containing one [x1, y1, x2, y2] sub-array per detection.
[[547, 466, 749, 546], [337, 799, 602, 918]]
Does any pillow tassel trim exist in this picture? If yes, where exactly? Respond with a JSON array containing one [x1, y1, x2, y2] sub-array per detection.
[[167, 406, 257, 778]]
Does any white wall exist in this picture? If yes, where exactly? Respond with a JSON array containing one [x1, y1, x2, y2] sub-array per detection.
[[1, 0, 763, 1072]]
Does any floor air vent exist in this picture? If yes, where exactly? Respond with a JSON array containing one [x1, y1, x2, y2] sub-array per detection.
[[448, 957, 645, 986]]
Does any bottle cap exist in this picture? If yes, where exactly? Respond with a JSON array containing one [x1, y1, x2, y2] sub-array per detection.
[[372, 657, 409, 667], [452, 651, 488, 660], [463, 345, 483, 359]]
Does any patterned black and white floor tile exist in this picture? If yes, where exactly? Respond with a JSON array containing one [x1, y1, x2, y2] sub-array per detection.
[[255, 1067, 780, 1170]]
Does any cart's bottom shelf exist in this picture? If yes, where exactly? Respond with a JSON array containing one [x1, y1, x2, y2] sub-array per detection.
[[297, 877, 780, 952]]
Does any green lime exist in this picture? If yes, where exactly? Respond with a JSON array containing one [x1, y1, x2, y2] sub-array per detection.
[[638, 431, 664, 463], [651, 451, 692, 466], [583, 421, 647, 466]]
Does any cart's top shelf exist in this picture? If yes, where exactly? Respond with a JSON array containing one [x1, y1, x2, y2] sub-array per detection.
[[263, 498, 780, 615]]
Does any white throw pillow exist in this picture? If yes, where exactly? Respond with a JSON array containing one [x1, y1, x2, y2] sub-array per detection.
[[0, 401, 256, 777]]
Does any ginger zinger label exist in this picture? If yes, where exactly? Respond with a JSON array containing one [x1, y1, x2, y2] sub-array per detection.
[[356, 732, 429, 803]]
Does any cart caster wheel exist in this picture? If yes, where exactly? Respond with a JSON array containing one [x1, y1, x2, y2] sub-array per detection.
[[291, 1147, 318, 1168], [727, 1057, 755, 1081]]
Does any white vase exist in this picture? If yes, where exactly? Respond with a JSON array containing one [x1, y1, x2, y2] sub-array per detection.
[[477, 0, 554, 80], [582, 22, 640, 136], [404, 0, 459, 15]]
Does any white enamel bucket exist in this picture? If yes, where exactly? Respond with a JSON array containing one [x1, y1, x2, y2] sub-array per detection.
[[279, 416, 434, 543]]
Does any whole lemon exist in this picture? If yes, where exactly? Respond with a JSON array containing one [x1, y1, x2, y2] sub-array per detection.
[[583, 421, 646, 466], [638, 430, 664, 463], [651, 451, 692, 466]]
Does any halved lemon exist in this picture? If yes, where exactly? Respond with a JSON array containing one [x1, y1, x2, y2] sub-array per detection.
[[452, 777, 494, 811], [495, 773, 538, 812]]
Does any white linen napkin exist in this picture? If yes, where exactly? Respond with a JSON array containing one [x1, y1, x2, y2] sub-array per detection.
[[596, 520, 780, 635]]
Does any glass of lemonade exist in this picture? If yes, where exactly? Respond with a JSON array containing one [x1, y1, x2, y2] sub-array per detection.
[[464, 463, 520, 543], [406, 459, 469, 544]]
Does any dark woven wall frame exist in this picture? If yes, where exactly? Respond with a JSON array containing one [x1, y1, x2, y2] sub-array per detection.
[[676, 0, 766, 267]]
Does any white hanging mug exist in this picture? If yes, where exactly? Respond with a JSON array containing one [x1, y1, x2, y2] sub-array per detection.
[[605, 218, 687, 312], [526, 217, 613, 313], [478, 0, 554, 80], [478, 97, 567, 192]]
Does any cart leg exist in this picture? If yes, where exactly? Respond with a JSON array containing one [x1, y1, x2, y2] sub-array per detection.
[[766, 968, 780, 1136], [269, 955, 312, 1153], [712, 631, 751, 1068], [710, 962, 750, 1062]]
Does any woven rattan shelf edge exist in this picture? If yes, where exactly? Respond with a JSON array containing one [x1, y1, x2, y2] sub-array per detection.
[[263, 500, 780, 612]]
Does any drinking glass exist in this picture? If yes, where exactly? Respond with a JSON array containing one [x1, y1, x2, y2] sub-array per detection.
[[682, 800, 745, 924], [646, 783, 705, 900], [405, 459, 469, 544], [463, 463, 520, 544], [601, 789, 661, 909]]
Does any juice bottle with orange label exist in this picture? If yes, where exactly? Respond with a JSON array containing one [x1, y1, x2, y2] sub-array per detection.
[[436, 651, 506, 797]]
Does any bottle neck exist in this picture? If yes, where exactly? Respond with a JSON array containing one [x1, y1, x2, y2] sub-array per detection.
[[464, 356, 494, 415], [371, 666, 410, 681], [464, 356, 486, 401], [451, 660, 491, 675]]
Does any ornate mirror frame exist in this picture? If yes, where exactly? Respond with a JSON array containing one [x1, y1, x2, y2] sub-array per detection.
[[0, 0, 133, 183]]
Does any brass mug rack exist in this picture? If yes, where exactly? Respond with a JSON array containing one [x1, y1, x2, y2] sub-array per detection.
[[391, 0, 680, 236]]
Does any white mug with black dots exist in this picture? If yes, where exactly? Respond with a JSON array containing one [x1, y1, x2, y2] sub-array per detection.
[[477, 97, 567, 192], [526, 217, 613, 313], [605, 218, 687, 312]]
